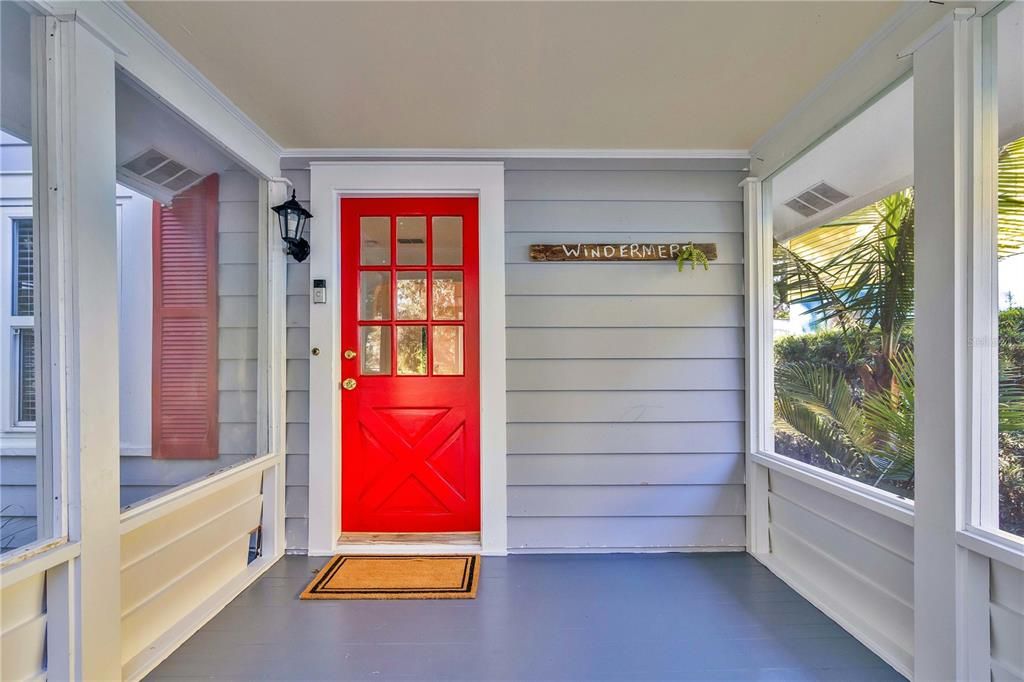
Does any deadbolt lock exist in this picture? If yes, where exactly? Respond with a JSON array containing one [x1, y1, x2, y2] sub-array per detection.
[[342, 378, 357, 391], [344, 350, 357, 360], [311, 347, 321, 356]]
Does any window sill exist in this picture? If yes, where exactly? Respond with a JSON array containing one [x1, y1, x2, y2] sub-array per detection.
[[957, 526, 1024, 569], [0, 537, 79, 588], [751, 450, 915, 527]]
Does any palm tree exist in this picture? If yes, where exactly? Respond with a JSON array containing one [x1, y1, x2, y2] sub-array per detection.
[[773, 135, 1024, 490], [775, 191, 913, 397]]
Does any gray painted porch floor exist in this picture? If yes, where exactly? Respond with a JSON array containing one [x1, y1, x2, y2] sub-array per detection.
[[147, 553, 903, 681]]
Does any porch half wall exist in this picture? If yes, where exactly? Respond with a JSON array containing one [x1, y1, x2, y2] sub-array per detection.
[[281, 162, 747, 552]]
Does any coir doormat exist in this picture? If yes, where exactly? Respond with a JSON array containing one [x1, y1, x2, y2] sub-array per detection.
[[300, 555, 479, 600]]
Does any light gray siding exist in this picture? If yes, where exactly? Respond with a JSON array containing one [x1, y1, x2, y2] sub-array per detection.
[[766, 469, 914, 675], [279, 164, 747, 552], [505, 168, 747, 551], [119, 167, 260, 507], [283, 167, 311, 550], [990, 558, 1024, 680]]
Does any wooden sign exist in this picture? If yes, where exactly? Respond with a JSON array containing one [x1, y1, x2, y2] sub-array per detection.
[[529, 242, 717, 262]]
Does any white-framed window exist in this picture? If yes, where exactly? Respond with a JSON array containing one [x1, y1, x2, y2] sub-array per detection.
[[979, 1, 1024, 542], [757, 75, 917, 508]]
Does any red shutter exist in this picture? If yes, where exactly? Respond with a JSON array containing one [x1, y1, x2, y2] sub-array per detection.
[[152, 174, 219, 459]]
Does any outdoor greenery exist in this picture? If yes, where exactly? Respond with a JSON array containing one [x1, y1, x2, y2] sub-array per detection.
[[772, 135, 1024, 534]]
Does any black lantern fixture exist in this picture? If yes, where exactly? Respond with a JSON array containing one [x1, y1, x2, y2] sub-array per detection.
[[272, 189, 312, 263]]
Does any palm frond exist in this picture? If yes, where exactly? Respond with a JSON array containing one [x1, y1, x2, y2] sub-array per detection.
[[998, 136, 1024, 258]]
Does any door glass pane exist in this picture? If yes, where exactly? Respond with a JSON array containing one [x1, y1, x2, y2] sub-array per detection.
[[360, 217, 390, 265], [432, 216, 463, 265], [433, 326, 464, 375], [359, 271, 391, 320], [432, 271, 464, 320], [396, 271, 427, 320], [359, 326, 392, 375], [397, 216, 426, 265], [397, 326, 427, 375]]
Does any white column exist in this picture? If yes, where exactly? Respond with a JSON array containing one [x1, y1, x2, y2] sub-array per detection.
[[59, 18, 123, 680], [911, 9, 978, 680]]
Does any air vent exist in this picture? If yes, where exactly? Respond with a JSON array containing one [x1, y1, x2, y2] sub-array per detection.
[[784, 181, 851, 218], [119, 148, 206, 196]]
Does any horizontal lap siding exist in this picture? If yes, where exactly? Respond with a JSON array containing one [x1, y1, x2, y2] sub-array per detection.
[[0, 572, 46, 680], [507, 168, 745, 552], [284, 169, 311, 550], [991, 559, 1024, 680], [766, 470, 914, 674], [120, 168, 261, 508], [120, 469, 264, 669]]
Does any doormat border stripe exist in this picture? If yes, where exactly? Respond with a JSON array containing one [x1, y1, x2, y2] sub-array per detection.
[[300, 554, 479, 600]]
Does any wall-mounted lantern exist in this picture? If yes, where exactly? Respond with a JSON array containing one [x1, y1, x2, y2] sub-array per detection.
[[272, 189, 312, 263]]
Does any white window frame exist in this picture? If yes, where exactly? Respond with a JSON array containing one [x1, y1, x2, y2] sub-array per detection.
[[963, 1, 1024, 549], [746, 119, 918, 525], [1, 208, 36, 433]]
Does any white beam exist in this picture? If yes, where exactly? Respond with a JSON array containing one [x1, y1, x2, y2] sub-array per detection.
[[45, 1, 282, 179]]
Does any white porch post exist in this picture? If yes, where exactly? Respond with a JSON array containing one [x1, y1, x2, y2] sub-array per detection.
[[59, 16, 123, 679], [911, 9, 979, 680]]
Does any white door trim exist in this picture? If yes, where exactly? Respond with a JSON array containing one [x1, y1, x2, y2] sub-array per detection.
[[306, 162, 507, 556]]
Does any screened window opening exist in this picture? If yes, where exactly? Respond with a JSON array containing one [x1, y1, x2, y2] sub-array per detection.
[[114, 67, 262, 510], [769, 77, 916, 500]]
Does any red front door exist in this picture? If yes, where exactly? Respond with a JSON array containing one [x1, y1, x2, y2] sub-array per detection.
[[340, 197, 480, 532]]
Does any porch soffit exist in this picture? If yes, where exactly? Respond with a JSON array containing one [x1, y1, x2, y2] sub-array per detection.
[[126, 1, 900, 151]]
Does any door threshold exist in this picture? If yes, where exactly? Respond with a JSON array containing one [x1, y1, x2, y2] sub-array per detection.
[[335, 532, 482, 555]]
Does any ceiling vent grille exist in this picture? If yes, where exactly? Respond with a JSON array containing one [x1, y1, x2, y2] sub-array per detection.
[[784, 181, 850, 218], [120, 148, 205, 196]]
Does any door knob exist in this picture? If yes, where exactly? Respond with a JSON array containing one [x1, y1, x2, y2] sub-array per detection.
[[344, 350, 357, 360], [342, 378, 357, 391]]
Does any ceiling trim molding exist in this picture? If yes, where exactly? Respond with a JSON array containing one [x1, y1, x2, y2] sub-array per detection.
[[103, 0, 282, 155], [750, 2, 922, 157], [281, 148, 750, 160], [97, 0, 283, 167], [751, 0, 1001, 178]]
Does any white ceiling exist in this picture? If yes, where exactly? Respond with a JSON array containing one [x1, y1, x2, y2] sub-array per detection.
[[771, 1, 1023, 240], [771, 78, 913, 239], [127, 1, 901, 151]]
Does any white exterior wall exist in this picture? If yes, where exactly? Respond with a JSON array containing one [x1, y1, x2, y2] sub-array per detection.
[[117, 187, 154, 456]]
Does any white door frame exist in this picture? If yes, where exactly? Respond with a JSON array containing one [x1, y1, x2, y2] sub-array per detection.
[[306, 162, 508, 556]]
